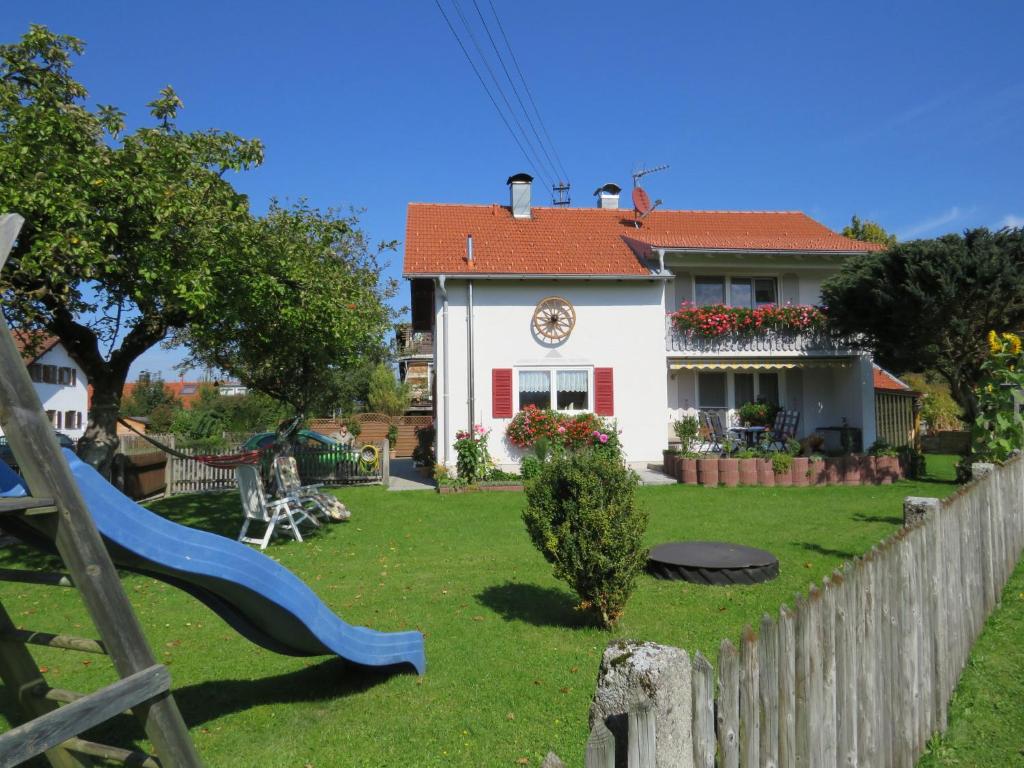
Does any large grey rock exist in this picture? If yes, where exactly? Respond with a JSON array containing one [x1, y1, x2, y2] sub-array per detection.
[[589, 640, 693, 768], [903, 496, 940, 527], [971, 462, 995, 480]]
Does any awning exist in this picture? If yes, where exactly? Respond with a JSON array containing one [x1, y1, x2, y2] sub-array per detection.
[[669, 359, 852, 371]]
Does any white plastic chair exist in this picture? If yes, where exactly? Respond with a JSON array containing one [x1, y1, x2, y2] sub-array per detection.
[[236, 464, 312, 550]]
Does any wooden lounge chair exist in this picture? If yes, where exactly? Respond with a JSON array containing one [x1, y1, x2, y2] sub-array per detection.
[[273, 456, 350, 522], [236, 464, 314, 550]]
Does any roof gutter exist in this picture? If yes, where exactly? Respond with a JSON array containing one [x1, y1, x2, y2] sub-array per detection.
[[404, 272, 672, 281]]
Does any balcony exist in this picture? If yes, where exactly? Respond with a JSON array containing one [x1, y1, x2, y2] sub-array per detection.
[[664, 316, 857, 357], [396, 327, 433, 358]]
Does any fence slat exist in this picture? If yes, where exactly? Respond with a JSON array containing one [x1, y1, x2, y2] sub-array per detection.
[[627, 698, 656, 768], [717, 639, 740, 768], [758, 613, 779, 768], [834, 565, 858, 767], [777, 605, 796, 768], [820, 577, 838, 768], [585, 718, 615, 768], [739, 625, 759, 768], [691, 652, 715, 768]]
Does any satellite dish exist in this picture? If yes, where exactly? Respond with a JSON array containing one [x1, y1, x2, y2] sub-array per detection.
[[632, 186, 653, 216]]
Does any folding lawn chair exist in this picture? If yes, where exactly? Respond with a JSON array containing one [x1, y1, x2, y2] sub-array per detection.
[[236, 464, 314, 550], [699, 411, 733, 455], [769, 409, 800, 451], [273, 455, 350, 522]]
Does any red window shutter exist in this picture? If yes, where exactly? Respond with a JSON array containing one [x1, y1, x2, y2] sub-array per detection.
[[594, 368, 614, 416], [492, 368, 513, 418]]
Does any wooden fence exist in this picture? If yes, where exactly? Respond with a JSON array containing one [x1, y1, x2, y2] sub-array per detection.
[[875, 391, 918, 448], [572, 457, 1024, 768], [164, 443, 389, 497]]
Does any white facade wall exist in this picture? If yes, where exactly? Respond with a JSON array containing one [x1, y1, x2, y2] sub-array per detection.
[[434, 279, 669, 470], [0, 344, 89, 439]]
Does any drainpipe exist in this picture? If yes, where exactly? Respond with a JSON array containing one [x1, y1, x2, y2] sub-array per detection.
[[437, 275, 450, 466], [657, 248, 666, 275], [466, 235, 476, 430]]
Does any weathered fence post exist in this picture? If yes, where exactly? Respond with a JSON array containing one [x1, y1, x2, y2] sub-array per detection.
[[717, 639, 739, 768], [777, 605, 796, 767], [691, 652, 715, 768], [585, 719, 615, 768], [739, 625, 759, 768], [903, 496, 939, 527], [757, 613, 779, 768], [627, 696, 657, 768]]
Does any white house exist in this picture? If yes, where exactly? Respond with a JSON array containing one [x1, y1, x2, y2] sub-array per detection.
[[4, 331, 89, 440], [403, 174, 882, 470]]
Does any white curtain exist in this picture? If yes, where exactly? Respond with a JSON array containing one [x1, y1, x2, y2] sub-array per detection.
[[556, 370, 588, 393], [519, 370, 551, 393]]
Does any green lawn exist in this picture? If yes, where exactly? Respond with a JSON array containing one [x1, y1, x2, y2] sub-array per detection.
[[0, 457, 960, 767], [917, 558, 1024, 767]]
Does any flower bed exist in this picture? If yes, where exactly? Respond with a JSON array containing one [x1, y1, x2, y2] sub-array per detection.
[[666, 454, 903, 487], [670, 302, 828, 338], [505, 406, 615, 450]]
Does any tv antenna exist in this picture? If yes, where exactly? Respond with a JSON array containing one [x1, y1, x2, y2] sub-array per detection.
[[631, 163, 669, 227], [552, 180, 571, 206]]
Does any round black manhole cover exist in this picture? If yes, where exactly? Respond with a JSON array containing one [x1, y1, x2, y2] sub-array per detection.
[[648, 541, 779, 586]]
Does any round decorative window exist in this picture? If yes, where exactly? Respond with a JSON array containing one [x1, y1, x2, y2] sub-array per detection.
[[532, 296, 576, 342]]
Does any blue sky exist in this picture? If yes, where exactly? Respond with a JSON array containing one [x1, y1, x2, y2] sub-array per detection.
[[7, 1, 1024, 378]]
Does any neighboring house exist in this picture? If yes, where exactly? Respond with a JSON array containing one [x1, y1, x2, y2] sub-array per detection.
[[403, 173, 882, 470], [873, 365, 920, 449], [395, 323, 433, 414], [119, 378, 245, 409], [4, 331, 89, 440]]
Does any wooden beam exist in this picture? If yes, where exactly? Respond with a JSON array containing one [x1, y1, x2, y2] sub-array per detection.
[[62, 737, 160, 768], [0, 665, 169, 768], [0, 602, 90, 768], [0, 497, 56, 515], [0, 629, 107, 655]]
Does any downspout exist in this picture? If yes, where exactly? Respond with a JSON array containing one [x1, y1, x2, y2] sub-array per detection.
[[466, 234, 476, 430], [657, 247, 666, 275], [437, 275, 450, 466]]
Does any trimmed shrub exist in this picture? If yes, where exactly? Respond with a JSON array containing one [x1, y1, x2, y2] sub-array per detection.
[[523, 448, 646, 629]]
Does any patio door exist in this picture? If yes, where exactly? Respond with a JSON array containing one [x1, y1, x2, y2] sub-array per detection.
[[696, 370, 783, 427]]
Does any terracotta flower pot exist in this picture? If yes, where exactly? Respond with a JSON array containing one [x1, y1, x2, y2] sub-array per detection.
[[719, 458, 739, 487], [876, 455, 896, 484], [738, 458, 758, 486], [663, 451, 678, 478], [775, 463, 792, 486], [681, 457, 698, 485], [825, 457, 842, 485], [756, 458, 775, 487], [791, 457, 809, 486], [807, 459, 826, 486], [843, 456, 862, 485], [697, 458, 720, 486], [862, 455, 878, 485]]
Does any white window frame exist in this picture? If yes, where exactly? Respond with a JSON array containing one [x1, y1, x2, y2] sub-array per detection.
[[692, 274, 781, 308], [515, 366, 593, 413]]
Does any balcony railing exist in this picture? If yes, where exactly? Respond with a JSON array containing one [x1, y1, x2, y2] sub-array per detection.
[[665, 316, 856, 356], [396, 329, 433, 357]]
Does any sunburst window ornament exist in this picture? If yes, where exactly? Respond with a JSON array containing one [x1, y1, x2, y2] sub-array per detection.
[[532, 296, 576, 342]]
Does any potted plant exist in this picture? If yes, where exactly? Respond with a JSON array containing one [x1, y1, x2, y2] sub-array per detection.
[[772, 453, 793, 486], [756, 456, 775, 486], [737, 400, 781, 428], [791, 455, 809, 486], [387, 424, 399, 459], [662, 448, 679, 478], [719, 455, 739, 487], [824, 456, 843, 485], [736, 449, 759, 485], [842, 454, 862, 485], [869, 440, 900, 485]]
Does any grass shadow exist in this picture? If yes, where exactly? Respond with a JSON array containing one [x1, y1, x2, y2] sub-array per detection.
[[146, 491, 242, 539], [476, 582, 589, 629], [853, 513, 904, 526], [794, 542, 861, 559]]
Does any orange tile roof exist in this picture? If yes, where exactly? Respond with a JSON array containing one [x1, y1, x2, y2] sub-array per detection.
[[403, 204, 882, 276], [120, 380, 210, 409], [873, 365, 915, 393], [10, 329, 61, 364]]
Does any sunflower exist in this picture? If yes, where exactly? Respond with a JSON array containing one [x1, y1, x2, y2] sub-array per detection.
[[988, 329, 1001, 353]]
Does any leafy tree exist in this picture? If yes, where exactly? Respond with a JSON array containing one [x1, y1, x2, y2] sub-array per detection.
[[178, 201, 397, 418], [821, 228, 1024, 424], [120, 372, 180, 417], [1, 26, 262, 473], [367, 362, 409, 416], [842, 215, 897, 247]]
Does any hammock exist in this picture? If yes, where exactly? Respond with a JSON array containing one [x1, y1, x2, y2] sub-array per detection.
[[117, 417, 300, 470]]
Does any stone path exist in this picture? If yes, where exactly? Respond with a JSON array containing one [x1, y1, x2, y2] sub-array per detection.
[[387, 457, 436, 491]]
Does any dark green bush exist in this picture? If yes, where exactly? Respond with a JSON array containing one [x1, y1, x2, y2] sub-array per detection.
[[520, 455, 542, 480], [522, 448, 646, 629]]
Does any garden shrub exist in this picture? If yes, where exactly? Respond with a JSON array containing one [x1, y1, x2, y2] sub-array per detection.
[[412, 424, 436, 467], [771, 453, 793, 474], [523, 448, 646, 629], [454, 425, 490, 482], [672, 415, 700, 455], [738, 400, 780, 427], [520, 455, 541, 480]]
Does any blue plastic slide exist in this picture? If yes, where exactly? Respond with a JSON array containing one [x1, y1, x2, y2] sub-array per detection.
[[0, 450, 425, 675]]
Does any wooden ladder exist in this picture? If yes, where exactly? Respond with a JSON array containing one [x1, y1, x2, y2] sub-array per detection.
[[0, 213, 202, 767]]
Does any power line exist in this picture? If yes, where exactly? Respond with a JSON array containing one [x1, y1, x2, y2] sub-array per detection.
[[447, 0, 555, 190], [486, 0, 570, 183], [470, 0, 563, 186], [431, 0, 548, 187]]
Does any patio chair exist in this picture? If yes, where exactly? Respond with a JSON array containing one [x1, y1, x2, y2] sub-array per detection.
[[699, 411, 733, 455], [236, 464, 314, 550], [273, 455, 350, 522], [768, 409, 800, 450]]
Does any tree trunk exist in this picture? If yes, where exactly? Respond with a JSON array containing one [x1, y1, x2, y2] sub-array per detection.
[[78, 375, 125, 479]]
